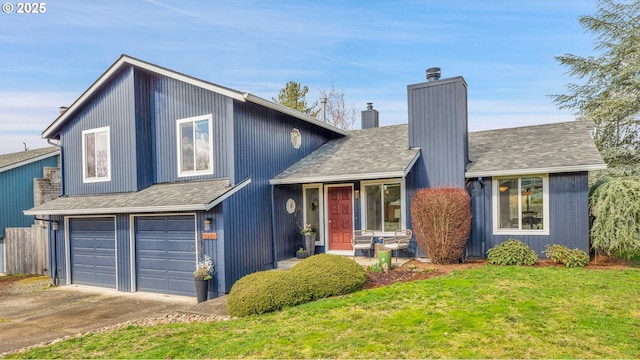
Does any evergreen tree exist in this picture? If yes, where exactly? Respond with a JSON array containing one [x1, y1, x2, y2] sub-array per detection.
[[273, 81, 319, 117], [552, 0, 640, 152]]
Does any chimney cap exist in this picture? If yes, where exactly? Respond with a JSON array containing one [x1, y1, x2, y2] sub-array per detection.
[[426, 67, 441, 81], [366, 102, 373, 110], [58, 106, 69, 114]]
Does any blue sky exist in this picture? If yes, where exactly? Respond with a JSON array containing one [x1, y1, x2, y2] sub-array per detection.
[[0, 0, 598, 154]]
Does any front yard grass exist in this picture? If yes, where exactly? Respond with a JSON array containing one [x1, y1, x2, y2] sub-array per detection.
[[8, 266, 640, 359]]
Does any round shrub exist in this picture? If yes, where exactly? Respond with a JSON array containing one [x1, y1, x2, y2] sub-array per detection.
[[291, 254, 367, 301], [227, 270, 296, 317], [227, 254, 366, 317], [487, 239, 538, 266], [544, 244, 590, 268]]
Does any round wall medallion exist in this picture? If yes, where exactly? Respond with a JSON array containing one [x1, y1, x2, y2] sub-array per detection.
[[291, 128, 301, 149], [286, 198, 296, 214]]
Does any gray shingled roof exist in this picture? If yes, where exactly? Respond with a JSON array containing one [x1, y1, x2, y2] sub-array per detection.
[[466, 120, 606, 177], [270, 124, 420, 185], [24, 178, 248, 215], [0, 147, 59, 172]]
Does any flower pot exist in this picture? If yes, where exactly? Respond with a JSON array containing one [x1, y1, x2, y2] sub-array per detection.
[[194, 277, 209, 303], [296, 250, 309, 259], [305, 234, 316, 256]]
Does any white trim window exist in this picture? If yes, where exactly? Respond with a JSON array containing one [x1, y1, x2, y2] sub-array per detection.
[[177, 114, 214, 177], [492, 175, 549, 235], [82, 126, 111, 183], [362, 179, 405, 234]]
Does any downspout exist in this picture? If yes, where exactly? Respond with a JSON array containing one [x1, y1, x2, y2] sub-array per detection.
[[47, 139, 64, 196], [270, 185, 278, 269]]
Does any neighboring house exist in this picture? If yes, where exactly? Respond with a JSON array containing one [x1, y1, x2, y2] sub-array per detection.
[[26, 55, 605, 299], [0, 147, 60, 272]]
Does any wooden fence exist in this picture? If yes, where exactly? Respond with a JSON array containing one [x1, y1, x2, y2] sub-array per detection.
[[4, 225, 48, 275]]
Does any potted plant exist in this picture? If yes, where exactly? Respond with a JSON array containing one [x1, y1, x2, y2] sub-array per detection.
[[300, 224, 317, 256], [193, 254, 214, 303], [296, 247, 309, 259]]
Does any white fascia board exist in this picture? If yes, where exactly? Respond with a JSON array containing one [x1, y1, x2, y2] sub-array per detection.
[[42, 55, 246, 139], [465, 163, 608, 178], [0, 150, 59, 173], [243, 93, 349, 136], [204, 177, 251, 211], [269, 171, 407, 185]]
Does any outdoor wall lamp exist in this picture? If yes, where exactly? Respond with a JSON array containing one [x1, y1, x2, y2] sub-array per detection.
[[204, 218, 212, 231], [52, 221, 59, 231]]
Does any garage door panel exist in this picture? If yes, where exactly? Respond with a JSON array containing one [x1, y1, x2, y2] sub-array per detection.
[[135, 216, 196, 297], [69, 218, 116, 288]]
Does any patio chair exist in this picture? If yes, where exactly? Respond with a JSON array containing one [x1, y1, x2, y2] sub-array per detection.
[[351, 230, 375, 259], [382, 229, 412, 263]]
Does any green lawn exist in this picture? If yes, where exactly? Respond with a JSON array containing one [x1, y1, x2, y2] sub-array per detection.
[[8, 266, 640, 359]]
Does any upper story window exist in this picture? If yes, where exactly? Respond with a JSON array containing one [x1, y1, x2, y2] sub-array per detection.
[[493, 175, 549, 235], [362, 179, 404, 234], [177, 114, 214, 177], [82, 126, 111, 183]]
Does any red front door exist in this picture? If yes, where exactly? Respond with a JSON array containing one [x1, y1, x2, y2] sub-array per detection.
[[328, 186, 353, 251]]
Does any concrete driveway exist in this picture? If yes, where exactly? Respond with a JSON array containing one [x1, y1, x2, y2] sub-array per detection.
[[0, 282, 195, 354]]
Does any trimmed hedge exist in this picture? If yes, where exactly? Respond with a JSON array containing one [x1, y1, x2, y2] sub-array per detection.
[[228, 254, 366, 317], [544, 244, 590, 268], [487, 239, 538, 266]]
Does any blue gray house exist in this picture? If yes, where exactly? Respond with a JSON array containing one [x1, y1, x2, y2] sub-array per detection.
[[1, 147, 59, 272], [26, 56, 605, 299]]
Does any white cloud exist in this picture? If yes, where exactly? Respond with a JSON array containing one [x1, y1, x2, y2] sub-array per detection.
[[0, 91, 76, 154]]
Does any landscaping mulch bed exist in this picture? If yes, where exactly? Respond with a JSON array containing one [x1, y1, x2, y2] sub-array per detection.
[[364, 256, 638, 289]]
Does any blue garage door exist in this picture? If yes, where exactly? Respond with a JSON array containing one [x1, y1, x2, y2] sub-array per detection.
[[135, 215, 196, 296], [69, 217, 116, 288]]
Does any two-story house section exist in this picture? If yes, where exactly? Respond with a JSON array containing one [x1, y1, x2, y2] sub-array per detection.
[[25, 55, 346, 298], [27, 57, 607, 300]]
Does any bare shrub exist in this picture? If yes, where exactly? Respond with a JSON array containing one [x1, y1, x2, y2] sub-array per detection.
[[411, 188, 471, 264]]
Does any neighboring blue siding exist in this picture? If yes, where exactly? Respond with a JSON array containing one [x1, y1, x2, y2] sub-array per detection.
[[407, 77, 468, 188], [148, 73, 232, 183], [469, 172, 590, 257], [0, 155, 59, 238], [224, 101, 341, 292], [62, 67, 137, 195]]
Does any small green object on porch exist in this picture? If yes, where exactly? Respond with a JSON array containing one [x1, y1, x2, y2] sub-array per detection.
[[378, 249, 392, 270]]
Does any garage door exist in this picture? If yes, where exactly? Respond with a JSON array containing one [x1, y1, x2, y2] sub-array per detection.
[[69, 217, 116, 288], [135, 215, 196, 296]]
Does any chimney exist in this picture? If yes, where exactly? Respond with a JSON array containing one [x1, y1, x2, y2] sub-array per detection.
[[407, 68, 468, 188], [361, 102, 379, 129]]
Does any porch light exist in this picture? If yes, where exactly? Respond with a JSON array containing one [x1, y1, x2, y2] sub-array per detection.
[[52, 221, 59, 231], [204, 218, 212, 231]]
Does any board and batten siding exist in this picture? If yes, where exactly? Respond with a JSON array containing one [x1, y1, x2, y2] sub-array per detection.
[[61, 67, 138, 196], [0, 155, 59, 238], [468, 172, 590, 257], [407, 77, 468, 188], [147, 72, 232, 184], [223, 101, 342, 292]]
